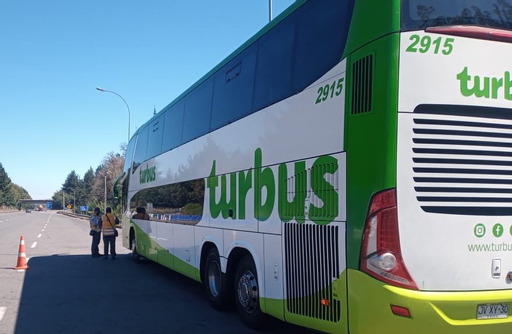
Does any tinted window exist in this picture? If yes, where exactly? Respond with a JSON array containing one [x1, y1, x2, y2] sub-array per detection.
[[153, 0, 353, 150], [402, 0, 512, 30], [130, 178, 205, 224], [133, 126, 149, 168], [253, 22, 295, 111], [182, 78, 213, 143], [123, 137, 136, 172], [147, 115, 164, 159], [293, 0, 349, 91], [162, 100, 185, 152], [210, 43, 257, 130]]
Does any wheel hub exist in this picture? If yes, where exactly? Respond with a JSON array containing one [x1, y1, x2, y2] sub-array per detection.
[[237, 270, 258, 312]]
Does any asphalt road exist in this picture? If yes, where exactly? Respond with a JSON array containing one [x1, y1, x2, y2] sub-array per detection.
[[0, 211, 316, 334]]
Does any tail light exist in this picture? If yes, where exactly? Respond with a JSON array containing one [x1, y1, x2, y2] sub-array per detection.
[[360, 189, 418, 290]]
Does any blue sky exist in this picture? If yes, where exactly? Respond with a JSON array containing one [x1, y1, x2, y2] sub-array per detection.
[[0, 0, 295, 199]]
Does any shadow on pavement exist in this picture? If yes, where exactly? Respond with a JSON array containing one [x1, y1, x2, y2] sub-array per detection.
[[14, 254, 315, 334]]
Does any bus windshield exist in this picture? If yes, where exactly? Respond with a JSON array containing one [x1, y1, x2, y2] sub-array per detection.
[[402, 0, 512, 30]]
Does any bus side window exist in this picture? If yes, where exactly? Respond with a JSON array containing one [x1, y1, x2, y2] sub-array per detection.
[[162, 99, 185, 153], [293, 0, 349, 91], [181, 78, 213, 144], [210, 43, 257, 130], [133, 126, 149, 171], [124, 136, 136, 173], [254, 19, 295, 111], [147, 115, 164, 159]]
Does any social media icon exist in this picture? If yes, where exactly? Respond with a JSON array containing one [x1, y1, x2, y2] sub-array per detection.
[[474, 224, 486, 238], [493, 223, 504, 238]]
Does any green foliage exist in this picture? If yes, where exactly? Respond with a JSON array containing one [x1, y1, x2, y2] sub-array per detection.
[[0, 163, 30, 208], [182, 203, 202, 215], [51, 151, 125, 212], [11, 184, 31, 202], [52, 190, 66, 210]]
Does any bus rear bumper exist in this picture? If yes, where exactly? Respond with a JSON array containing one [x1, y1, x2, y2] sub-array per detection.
[[348, 269, 512, 334]]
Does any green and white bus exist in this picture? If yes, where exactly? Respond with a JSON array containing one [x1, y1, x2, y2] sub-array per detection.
[[118, 0, 512, 332]]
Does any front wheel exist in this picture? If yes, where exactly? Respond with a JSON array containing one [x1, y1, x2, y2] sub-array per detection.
[[234, 255, 265, 329]]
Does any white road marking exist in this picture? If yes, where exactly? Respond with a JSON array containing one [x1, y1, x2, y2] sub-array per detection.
[[30, 242, 37, 249], [37, 234, 42, 238], [0, 307, 6, 322]]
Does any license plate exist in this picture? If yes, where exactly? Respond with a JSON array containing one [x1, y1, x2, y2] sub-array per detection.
[[476, 303, 509, 319]]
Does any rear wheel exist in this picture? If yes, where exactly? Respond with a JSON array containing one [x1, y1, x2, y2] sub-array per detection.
[[234, 255, 265, 329], [204, 248, 228, 309], [131, 231, 142, 263]]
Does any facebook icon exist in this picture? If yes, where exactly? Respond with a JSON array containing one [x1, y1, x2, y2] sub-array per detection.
[[493, 223, 504, 238]]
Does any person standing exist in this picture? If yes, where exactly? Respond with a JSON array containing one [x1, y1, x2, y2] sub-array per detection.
[[89, 207, 102, 258], [102, 207, 119, 260]]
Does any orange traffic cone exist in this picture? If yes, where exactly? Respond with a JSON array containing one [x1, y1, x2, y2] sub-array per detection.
[[14, 235, 29, 270]]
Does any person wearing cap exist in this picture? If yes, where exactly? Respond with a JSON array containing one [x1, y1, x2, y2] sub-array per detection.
[[89, 207, 102, 258]]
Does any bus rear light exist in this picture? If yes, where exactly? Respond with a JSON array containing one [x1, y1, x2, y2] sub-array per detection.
[[360, 189, 418, 290], [369, 252, 397, 271], [426, 26, 512, 43], [390, 305, 412, 318]]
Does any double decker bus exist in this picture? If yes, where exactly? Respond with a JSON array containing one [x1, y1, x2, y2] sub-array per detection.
[[118, 0, 512, 332]]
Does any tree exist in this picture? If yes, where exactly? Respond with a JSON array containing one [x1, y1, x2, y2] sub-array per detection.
[[0, 163, 31, 208], [11, 184, 31, 202], [62, 171, 80, 210], [52, 190, 66, 210], [51, 145, 126, 214], [0, 163, 15, 207], [62, 170, 80, 192], [91, 152, 125, 212], [83, 168, 95, 200]]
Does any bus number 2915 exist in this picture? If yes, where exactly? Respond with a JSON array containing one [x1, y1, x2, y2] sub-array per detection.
[[315, 77, 344, 104]]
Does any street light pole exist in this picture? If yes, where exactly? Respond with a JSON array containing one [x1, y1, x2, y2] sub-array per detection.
[[96, 87, 131, 142], [269, 0, 272, 21], [104, 174, 107, 212]]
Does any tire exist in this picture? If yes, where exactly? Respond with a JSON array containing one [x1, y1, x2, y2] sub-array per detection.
[[204, 248, 228, 309], [234, 255, 265, 329], [131, 232, 142, 263]]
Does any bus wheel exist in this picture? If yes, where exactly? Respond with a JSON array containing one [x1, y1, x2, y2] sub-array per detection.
[[234, 255, 265, 329], [131, 233, 142, 263], [204, 248, 228, 309]]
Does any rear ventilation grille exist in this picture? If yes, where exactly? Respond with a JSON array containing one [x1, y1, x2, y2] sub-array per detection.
[[351, 55, 373, 114], [284, 223, 341, 322], [412, 104, 512, 215]]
